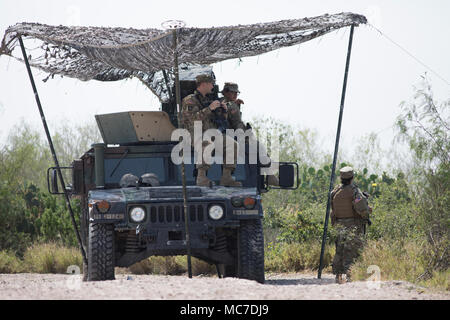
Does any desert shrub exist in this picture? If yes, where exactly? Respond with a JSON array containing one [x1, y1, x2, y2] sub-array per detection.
[[0, 251, 24, 273], [350, 239, 426, 283], [350, 239, 448, 290], [265, 241, 334, 272], [128, 256, 216, 276], [419, 269, 450, 291], [22, 242, 82, 273], [395, 76, 449, 278]]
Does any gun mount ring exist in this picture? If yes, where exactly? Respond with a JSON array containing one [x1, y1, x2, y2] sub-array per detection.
[[161, 20, 186, 30]]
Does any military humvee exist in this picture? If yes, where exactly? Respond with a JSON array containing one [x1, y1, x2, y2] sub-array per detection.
[[5, 13, 365, 283], [48, 68, 298, 284]]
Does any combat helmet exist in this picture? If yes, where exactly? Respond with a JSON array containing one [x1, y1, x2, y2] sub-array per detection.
[[339, 166, 354, 179], [221, 82, 240, 94]]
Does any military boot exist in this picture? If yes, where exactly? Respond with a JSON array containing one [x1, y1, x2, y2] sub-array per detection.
[[335, 274, 345, 284], [345, 273, 352, 283], [220, 168, 242, 187], [196, 168, 212, 187]]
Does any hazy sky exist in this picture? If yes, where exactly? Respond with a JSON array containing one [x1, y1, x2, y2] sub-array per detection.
[[1, 0, 449, 162]]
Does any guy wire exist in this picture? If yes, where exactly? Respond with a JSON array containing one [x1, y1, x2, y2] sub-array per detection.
[[367, 23, 450, 87]]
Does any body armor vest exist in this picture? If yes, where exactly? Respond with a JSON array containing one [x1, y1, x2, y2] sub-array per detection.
[[332, 185, 357, 219]]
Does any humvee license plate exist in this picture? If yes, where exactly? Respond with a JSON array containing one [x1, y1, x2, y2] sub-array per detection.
[[92, 213, 124, 220], [233, 209, 259, 215]]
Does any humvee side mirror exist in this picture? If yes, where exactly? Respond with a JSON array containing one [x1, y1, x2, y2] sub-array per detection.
[[47, 167, 73, 195], [271, 162, 299, 190], [49, 168, 59, 194]]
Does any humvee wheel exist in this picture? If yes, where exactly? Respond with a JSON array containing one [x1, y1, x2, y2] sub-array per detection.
[[237, 219, 265, 283], [87, 223, 115, 281]]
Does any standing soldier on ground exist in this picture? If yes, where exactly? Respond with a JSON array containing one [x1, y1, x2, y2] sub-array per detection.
[[181, 75, 241, 187], [330, 166, 371, 284]]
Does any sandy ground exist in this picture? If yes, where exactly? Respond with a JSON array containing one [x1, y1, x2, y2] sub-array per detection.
[[0, 272, 448, 300]]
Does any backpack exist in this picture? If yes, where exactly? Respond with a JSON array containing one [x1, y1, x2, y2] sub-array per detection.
[[351, 184, 370, 219]]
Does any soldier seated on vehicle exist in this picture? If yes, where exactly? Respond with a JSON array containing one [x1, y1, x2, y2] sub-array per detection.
[[220, 82, 279, 186], [181, 75, 241, 187]]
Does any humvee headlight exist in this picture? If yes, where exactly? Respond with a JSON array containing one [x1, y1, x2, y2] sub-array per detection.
[[130, 207, 146, 223], [208, 205, 224, 220]]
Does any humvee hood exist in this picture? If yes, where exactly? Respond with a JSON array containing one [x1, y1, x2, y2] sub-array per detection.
[[88, 186, 258, 202]]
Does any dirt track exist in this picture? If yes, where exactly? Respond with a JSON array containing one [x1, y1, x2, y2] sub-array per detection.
[[0, 272, 448, 300]]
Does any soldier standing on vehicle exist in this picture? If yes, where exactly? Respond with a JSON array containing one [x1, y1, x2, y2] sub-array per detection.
[[330, 166, 371, 284], [181, 75, 241, 187], [221, 82, 279, 186]]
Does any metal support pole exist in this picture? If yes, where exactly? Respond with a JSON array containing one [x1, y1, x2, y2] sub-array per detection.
[[318, 25, 355, 279], [172, 29, 193, 278], [18, 36, 88, 266]]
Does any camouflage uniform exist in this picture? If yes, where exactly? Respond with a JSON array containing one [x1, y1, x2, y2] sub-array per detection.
[[221, 82, 277, 185], [181, 87, 238, 173], [330, 167, 370, 281], [181, 89, 216, 139], [220, 82, 245, 131], [222, 97, 246, 131]]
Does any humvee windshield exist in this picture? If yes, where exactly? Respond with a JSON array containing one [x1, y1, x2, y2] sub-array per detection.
[[105, 157, 167, 184], [178, 163, 247, 183], [104, 155, 251, 186]]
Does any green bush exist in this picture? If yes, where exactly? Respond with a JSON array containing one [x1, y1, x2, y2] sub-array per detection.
[[0, 122, 98, 256], [0, 251, 24, 273], [367, 177, 418, 241]]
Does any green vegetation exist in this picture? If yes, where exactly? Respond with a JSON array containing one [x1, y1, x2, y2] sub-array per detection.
[[0, 250, 23, 273], [0, 243, 82, 273], [0, 78, 448, 291], [351, 239, 449, 291], [255, 76, 449, 289], [0, 122, 99, 256]]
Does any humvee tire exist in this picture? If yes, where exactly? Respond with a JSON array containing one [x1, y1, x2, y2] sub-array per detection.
[[237, 219, 265, 284], [87, 223, 115, 281]]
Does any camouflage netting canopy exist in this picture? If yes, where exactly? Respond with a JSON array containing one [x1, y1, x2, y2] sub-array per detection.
[[0, 12, 366, 102]]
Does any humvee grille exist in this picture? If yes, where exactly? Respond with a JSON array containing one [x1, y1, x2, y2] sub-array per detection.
[[148, 203, 212, 224]]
